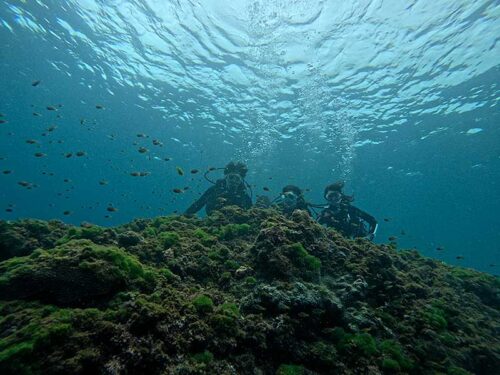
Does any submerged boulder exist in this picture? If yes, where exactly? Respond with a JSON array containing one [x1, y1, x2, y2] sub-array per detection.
[[0, 239, 155, 306]]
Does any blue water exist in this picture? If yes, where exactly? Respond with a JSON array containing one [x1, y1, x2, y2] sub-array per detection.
[[0, 0, 499, 274]]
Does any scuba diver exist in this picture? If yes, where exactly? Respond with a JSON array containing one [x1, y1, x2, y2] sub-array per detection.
[[316, 181, 378, 240], [184, 161, 252, 215], [273, 185, 311, 216]]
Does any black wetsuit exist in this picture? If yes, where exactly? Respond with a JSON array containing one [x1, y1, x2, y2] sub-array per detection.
[[318, 202, 377, 238], [185, 179, 252, 215]]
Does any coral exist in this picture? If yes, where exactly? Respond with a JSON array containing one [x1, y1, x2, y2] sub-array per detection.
[[0, 207, 497, 374]]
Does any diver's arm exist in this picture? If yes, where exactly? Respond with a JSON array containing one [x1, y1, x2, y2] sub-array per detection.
[[184, 186, 215, 215], [351, 206, 378, 234]]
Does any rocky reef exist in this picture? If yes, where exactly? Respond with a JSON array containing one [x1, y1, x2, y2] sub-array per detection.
[[0, 207, 498, 374]]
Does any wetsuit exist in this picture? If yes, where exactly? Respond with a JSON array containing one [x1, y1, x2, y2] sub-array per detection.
[[185, 179, 252, 215], [318, 202, 377, 238]]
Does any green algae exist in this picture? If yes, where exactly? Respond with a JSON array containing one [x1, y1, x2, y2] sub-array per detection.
[[191, 350, 214, 364], [192, 295, 214, 314], [276, 364, 305, 375], [158, 231, 180, 248], [379, 339, 413, 370], [217, 223, 251, 240], [288, 242, 322, 271]]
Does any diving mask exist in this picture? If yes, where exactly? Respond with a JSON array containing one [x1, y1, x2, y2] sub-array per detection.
[[282, 191, 298, 207], [326, 190, 342, 204], [225, 173, 243, 191]]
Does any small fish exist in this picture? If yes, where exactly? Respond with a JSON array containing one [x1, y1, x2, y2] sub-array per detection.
[[173, 188, 183, 193], [400, 230, 406, 235], [183, 186, 189, 190], [2, 170, 12, 174], [152, 139, 162, 146], [130, 171, 150, 177], [136, 133, 147, 138], [164, 157, 171, 161], [47, 125, 57, 132], [65, 152, 73, 158], [46, 106, 57, 111], [176, 166, 184, 176], [208, 167, 216, 171], [63, 210, 71, 216], [138, 147, 149, 154], [33, 112, 42, 117], [76, 151, 86, 157], [388, 236, 397, 241], [190, 169, 199, 174], [63, 179, 71, 183], [436, 246, 445, 251], [34, 152, 46, 157], [18, 181, 31, 187], [0, 119, 7, 124], [95, 104, 104, 109], [106, 206, 118, 212], [489, 264, 496, 267], [5, 208, 13, 212], [99, 180, 109, 185], [263, 187, 270, 191], [80, 119, 85, 125], [32, 80, 41, 86], [383, 218, 390, 222], [26, 139, 38, 144], [456, 256, 464, 260]]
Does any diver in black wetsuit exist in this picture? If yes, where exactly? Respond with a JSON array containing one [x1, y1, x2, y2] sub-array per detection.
[[317, 181, 378, 240], [274, 185, 312, 216], [185, 161, 252, 215]]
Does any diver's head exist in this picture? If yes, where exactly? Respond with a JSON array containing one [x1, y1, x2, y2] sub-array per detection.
[[224, 161, 248, 178], [281, 185, 302, 209], [324, 181, 351, 205], [223, 161, 247, 192], [224, 173, 243, 192]]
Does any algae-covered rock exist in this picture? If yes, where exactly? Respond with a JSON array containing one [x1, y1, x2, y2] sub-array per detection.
[[0, 219, 69, 260], [0, 206, 498, 374], [0, 239, 155, 306]]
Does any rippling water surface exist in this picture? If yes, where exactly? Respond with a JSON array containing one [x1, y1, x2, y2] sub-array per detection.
[[0, 0, 499, 273]]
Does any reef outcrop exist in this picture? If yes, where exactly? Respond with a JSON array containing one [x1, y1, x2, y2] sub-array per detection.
[[0, 207, 498, 374]]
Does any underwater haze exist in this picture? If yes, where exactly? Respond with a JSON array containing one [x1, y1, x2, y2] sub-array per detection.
[[0, 0, 499, 274]]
